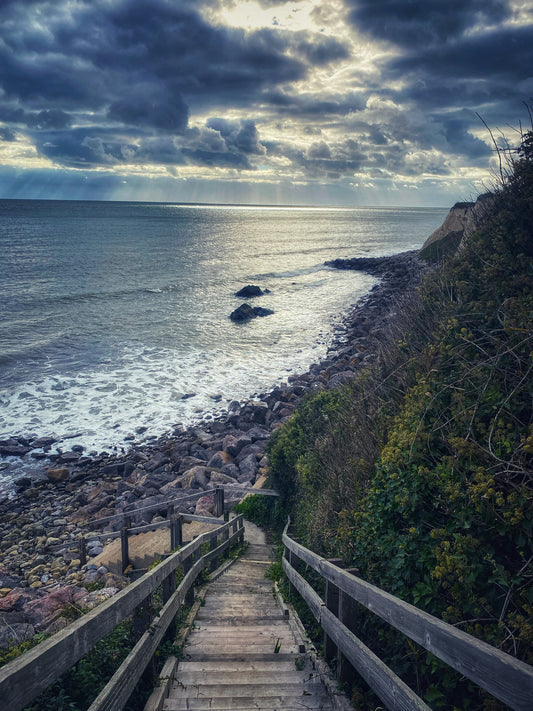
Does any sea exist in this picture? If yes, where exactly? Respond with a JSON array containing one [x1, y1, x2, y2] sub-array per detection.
[[0, 199, 447, 487]]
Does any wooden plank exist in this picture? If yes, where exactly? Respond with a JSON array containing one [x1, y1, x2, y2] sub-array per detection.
[[0, 516, 243, 711], [283, 558, 430, 711], [283, 532, 533, 711]]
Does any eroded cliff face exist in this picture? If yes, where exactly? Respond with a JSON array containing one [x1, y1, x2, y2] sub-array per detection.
[[420, 193, 494, 261]]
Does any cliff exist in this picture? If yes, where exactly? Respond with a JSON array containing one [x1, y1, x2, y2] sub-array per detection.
[[419, 192, 493, 261]]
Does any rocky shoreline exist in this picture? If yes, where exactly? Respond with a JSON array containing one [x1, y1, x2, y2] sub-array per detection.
[[0, 249, 427, 649]]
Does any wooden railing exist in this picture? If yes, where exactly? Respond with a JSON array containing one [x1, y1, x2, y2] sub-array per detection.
[[1, 515, 245, 711], [76, 487, 226, 573], [282, 521, 533, 711], [72, 485, 277, 573]]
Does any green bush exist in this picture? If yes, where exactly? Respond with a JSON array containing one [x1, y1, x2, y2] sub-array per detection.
[[271, 130, 533, 709]]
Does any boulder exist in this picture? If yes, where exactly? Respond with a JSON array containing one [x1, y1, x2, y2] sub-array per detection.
[[45, 468, 69, 482], [230, 303, 255, 322], [235, 285, 264, 298], [81, 587, 119, 610], [195, 494, 215, 516], [230, 304, 274, 322], [0, 622, 35, 650], [207, 451, 233, 469], [0, 444, 30, 457], [253, 307, 274, 318], [210, 471, 238, 486], [23, 585, 87, 629], [223, 434, 250, 457]]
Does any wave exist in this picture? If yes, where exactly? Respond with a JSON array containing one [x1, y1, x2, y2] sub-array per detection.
[[255, 263, 329, 280], [20, 282, 184, 308]]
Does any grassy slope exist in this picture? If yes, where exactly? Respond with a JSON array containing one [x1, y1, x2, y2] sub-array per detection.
[[267, 133, 533, 710]]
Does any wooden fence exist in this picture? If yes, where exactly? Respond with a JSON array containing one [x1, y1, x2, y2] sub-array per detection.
[[0, 515, 245, 711], [282, 520, 533, 711], [73, 485, 277, 573], [76, 487, 226, 573]]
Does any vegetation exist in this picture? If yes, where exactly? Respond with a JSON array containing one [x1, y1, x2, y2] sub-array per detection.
[[268, 130, 533, 709]]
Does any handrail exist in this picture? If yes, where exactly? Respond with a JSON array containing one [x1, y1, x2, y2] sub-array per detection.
[[86, 488, 224, 529], [282, 520, 533, 711], [0, 515, 245, 711]]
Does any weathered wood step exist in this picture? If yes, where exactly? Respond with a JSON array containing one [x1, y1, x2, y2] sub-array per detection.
[[170, 682, 320, 698], [185, 635, 294, 649], [179, 653, 302, 663], [189, 623, 292, 634], [184, 644, 301, 656], [177, 661, 301, 673], [195, 615, 286, 625], [175, 670, 325, 686], [163, 695, 332, 710]]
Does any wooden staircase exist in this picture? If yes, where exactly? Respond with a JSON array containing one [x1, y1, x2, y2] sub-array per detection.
[[163, 533, 337, 711]]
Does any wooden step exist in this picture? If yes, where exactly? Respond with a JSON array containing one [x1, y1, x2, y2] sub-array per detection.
[[163, 695, 332, 710], [155, 526, 336, 711], [176, 661, 303, 673], [174, 670, 319, 685]]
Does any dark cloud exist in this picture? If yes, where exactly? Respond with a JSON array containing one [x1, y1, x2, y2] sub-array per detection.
[[390, 25, 533, 83], [26, 109, 72, 130], [108, 85, 189, 132], [0, 0, 531, 201], [293, 34, 350, 66], [34, 129, 135, 168], [265, 89, 367, 117], [307, 141, 331, 159], [345, 0, 511, 48], [266, 137, 367, 179], [0, 126, 16, 141], [206, 119, 265, 154], [0, 0, 308, 120]]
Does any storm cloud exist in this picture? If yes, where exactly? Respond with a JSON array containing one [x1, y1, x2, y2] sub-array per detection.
[[0, 0, 531, 205]]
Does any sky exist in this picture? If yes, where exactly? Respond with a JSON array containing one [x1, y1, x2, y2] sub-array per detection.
[[0, 0, 532, 207]]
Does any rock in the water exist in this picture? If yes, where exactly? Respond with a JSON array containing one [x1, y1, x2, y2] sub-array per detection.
[[235, 285, 264, 298], [230, 303, 274, 322], [253, 307, 274, 318], [230, 303, 255, 322], [0, 444, 30, 457]]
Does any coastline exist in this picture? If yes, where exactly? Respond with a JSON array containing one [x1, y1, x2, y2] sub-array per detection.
[[0, 249, 428, 645]]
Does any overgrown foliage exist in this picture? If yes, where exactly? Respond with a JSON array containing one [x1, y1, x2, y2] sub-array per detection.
[[268, 130, 533, 709]]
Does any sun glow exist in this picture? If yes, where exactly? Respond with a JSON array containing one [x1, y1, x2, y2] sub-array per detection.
[[205, 1, 321, 32]]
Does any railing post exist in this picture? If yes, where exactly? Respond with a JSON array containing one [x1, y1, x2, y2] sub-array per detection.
[[78, 537, 87, 566], [162, 568, 178, 641], [324, 577, 340, 667], [133, 592, 157, 686], [209, 532, 219, 572], [214, 486, 224, 517], [183, 550, 195, 605], [170, 514, 182, 550], [121, 516, 131, 574], [286, 547, 299, 600], [338, 569, 359, 685]]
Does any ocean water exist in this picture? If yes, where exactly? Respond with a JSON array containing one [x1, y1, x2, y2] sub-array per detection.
[[0, 199, 447, 475]]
